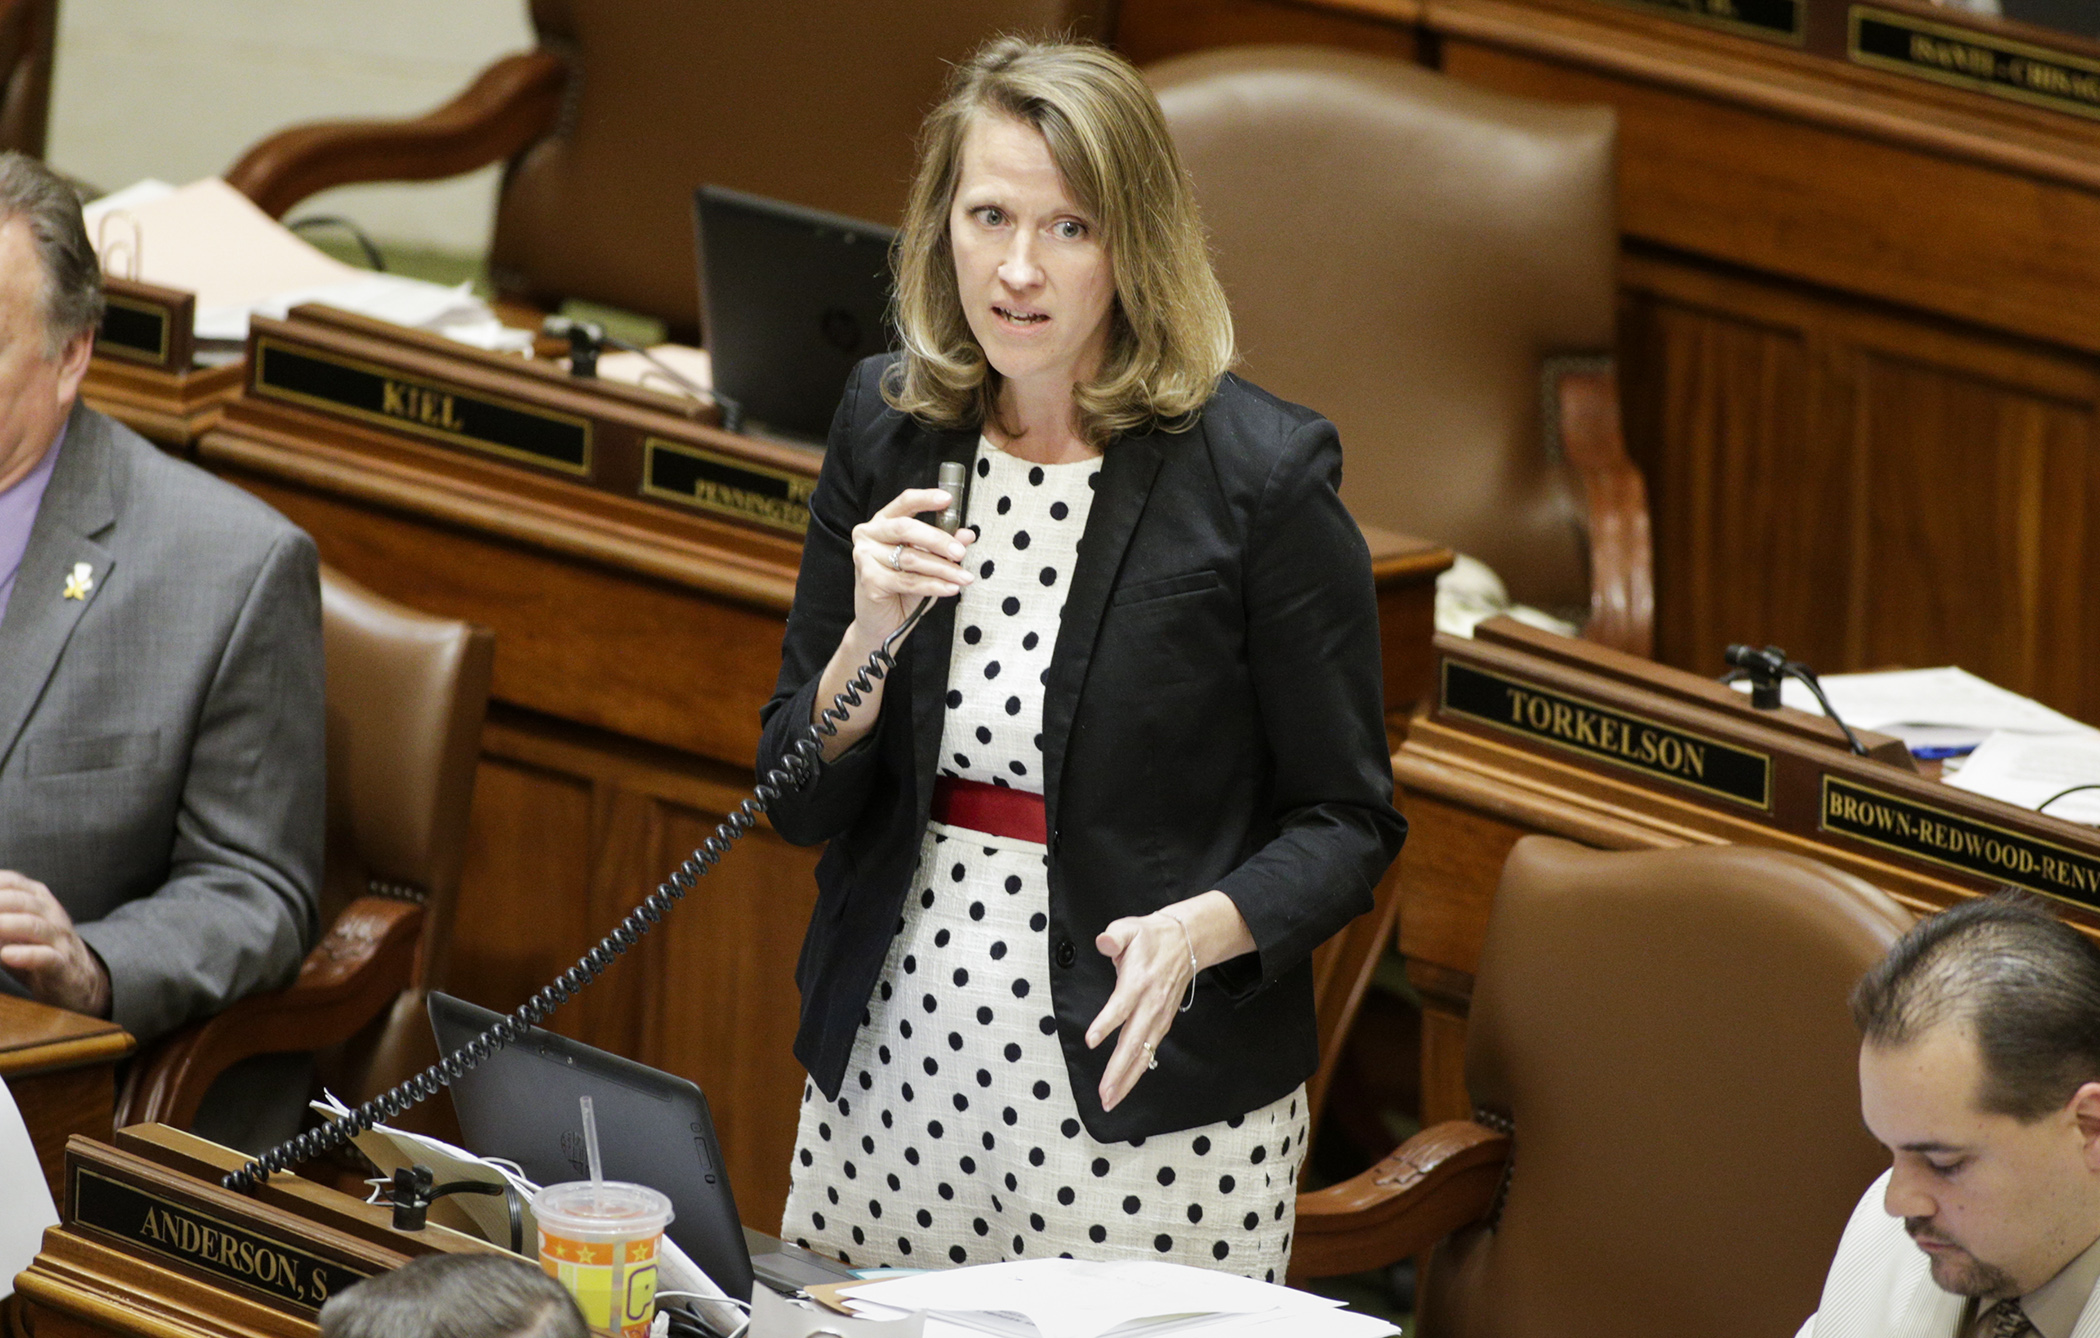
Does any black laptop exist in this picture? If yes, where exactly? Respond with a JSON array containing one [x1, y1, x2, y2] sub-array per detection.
[[429, 993, 857, 1305], [693, 184, 898, 444]]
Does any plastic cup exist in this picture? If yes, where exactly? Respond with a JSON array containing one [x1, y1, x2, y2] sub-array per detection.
[[533, 1181, 674, 1338]]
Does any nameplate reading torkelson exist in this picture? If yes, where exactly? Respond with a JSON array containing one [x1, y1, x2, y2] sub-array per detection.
[[96, 294, 172, 365], [1441, 660, 1772, 808], [641, 437, 814, 534], [1822, 776, 2100, 913], [70, 1166, 372, 1313], [253, 338, 592, 475], [1851, 6, 2100, 121], [1602, 0, 1802, 43]]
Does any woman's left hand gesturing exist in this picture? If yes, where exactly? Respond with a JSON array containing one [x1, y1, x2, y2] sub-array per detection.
[[1085, 891, 1255, 1112]]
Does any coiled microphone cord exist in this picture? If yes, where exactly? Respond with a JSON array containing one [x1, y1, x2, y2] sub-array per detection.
[[222, 596, 938, 1192]]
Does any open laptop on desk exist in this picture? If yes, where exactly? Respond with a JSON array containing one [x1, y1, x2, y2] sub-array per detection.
[[429, 992, 858, 1304], [693, 184, 897, 444]]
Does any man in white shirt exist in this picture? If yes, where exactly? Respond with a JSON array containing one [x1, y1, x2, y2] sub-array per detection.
[[1798, 893, 2100, 1338]]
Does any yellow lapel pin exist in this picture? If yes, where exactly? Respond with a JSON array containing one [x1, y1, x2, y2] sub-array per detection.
[[61, 562, 94, 601]]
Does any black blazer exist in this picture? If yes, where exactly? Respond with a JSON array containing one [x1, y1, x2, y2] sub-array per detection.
[[759, 356, 1406, 1142]]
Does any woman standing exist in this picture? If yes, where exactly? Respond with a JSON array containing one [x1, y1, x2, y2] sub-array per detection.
[[757, 37, 1405, 1281]]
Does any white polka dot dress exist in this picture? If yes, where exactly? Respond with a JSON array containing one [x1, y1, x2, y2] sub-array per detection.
[[781, 437, 1309, 1279]]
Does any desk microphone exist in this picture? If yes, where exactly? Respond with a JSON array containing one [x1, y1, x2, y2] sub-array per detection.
[[1720, 642, 1867, 756]]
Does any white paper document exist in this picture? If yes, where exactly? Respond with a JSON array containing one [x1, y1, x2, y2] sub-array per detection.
[[839, 1258, 1393, 1338], [0, 1075, 58, 1298], [1760, 666, 2095, 738], [1945, 731, 2100, 825]]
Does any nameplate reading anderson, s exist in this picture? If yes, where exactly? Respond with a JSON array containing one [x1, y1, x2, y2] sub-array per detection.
[[70, 1166, 371, 1313], [1822, 776, 2100, 913], [254, 338, 592, 475], [1442, 661, 1772, 807], [1851, 6, 2100, 121], [641, 437, 814, 533], [1602, 0, 1802, 43]]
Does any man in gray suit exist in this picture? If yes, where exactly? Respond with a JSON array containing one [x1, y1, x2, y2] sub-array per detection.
[[0, 151, 322, 1044]]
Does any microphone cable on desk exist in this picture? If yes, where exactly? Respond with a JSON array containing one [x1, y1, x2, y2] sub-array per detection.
[[543, 314, 745, 434], [1720, 643, 1870, 757], [223, 459, 973, 1192]]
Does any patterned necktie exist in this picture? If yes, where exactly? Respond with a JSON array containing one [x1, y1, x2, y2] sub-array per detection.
[[1983, 1299, 2034, 1338]]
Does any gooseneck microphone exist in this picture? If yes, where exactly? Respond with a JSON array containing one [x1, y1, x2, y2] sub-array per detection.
[[1721, 643, 1868, 756]]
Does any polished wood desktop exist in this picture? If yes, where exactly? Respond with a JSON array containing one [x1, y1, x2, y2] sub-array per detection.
[[1119, 0, 2100, 728], [0, 996, 132, 1206]]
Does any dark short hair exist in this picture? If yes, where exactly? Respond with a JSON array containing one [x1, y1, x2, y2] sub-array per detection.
[[1852, 891, 2100, 1122], [0, 150, 104, 351], [318, 1253, 587, 1338]]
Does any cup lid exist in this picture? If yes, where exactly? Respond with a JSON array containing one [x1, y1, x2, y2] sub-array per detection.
[[532, 1181, 674, 1234]]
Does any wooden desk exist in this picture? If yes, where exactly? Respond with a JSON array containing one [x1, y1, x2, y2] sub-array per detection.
[[193, 330, 1451, 1231], [1118, 0, 2100, 725], [0, 998, 132, 1206], [1396, 618, 2100, 1124]]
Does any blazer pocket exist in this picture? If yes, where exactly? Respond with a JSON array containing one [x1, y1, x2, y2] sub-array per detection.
[[1110, 568, 1223, 607], [28, 730, 161, 777]]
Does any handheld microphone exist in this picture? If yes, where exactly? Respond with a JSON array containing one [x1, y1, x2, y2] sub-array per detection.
[[936, 459, 969, 536]]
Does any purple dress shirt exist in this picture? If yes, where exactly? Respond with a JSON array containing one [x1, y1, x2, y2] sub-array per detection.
[[0, 420, 65, 626]]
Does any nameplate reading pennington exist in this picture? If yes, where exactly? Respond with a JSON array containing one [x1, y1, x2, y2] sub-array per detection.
[[1851, 5, 2100, 121], [253, 337, 592, 475], [1601, 0, 1802, 43], [96, 295, 172, 365], [1441, 660, 1772, 808], [70, 1165, 372, 1314], [1822, 776, 2100, 913], [641, 437, 814, 534]]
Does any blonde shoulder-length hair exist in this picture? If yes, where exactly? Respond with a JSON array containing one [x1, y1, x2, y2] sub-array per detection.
[[884, 37, 1235, 447]]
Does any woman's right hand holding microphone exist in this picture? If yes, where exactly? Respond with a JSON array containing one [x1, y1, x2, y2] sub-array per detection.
[[813, 487, 975, 758]]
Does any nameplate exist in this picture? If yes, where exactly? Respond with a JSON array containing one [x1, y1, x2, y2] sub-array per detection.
[[1442, 660, 1772, 808], [253, 337, 593, 476], [1851, 6, 2100, 120], [70, 1165, 372, 1314], [1822, 776, 2100, 912], [1601, 0, 1803, 43], [97, 294, 173, 367], [642, 437, 815, 534]]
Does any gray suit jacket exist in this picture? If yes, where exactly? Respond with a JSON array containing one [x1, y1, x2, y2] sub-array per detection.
[[0, 404, 323, 1041]]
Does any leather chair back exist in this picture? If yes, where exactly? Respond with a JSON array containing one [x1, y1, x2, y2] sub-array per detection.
[[0, 0, 54, 156], [318, 566, 492, 1102], [1149, 48, 1617, 614], [490, 0, 1111, 333], [1420, 837, 1910, 1338]]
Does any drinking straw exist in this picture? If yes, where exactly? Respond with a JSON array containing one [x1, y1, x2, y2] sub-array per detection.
[[580, 1094, 605, 1196]]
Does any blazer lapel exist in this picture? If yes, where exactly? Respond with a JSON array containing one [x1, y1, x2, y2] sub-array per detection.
[[1888, 1249, 1967, 1338], [0, 406, 117, 772], [1040, 427, 1165, 835], [908, 425, 979, 818]]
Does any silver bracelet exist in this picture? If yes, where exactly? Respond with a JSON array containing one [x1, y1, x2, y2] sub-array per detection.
[[1161, 910, 1198, 1014]]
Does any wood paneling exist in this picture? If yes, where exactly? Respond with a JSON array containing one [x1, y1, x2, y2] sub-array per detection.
[[1117, 0, 1419, 65]]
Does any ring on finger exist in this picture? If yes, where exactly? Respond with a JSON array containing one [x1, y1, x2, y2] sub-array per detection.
[[890, 543, 906, 572], [1141, 1039, 1159, 1072]]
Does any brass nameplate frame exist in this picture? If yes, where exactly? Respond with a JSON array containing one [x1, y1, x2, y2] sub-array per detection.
[[69, 1163, 373, 1314], [1442, 659, 1773, 808], [1850, 6, 2100, 120], [1822, 775, 2100, 912], [1599, 0, 1803, 44], [97, 294, 174, 367], [252, 336, 593, 476], [642, 437, 815, 534]]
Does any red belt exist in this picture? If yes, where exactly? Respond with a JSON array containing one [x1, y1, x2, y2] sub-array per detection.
[[931, 777, 1047, 845]]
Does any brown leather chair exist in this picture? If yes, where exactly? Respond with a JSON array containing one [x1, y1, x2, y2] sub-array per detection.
[[224, 0, 1112, 336], [1291, 837, 1911, 1338], [118, 567, 493, 1133], [0, 0, 54, 156], [1149, 48, 1653, 654]]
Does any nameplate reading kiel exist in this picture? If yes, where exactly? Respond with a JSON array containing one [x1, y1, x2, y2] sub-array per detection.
[[1442, 661, 1772, 807], [1822, 776, 2100, 913], [642, 438, 814, 533], [1851, 6, 2100, 121], [71, 1167, 370, 1313], [96, 295, 171, 365], [1603, 0, 1802, 43], [254, 339, 592, 475]]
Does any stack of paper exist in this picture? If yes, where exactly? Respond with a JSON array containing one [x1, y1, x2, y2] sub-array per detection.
[[0, 1076, 58, 1298], [83, 178, 531, 358], [834, 1258, 1399, 1338]]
